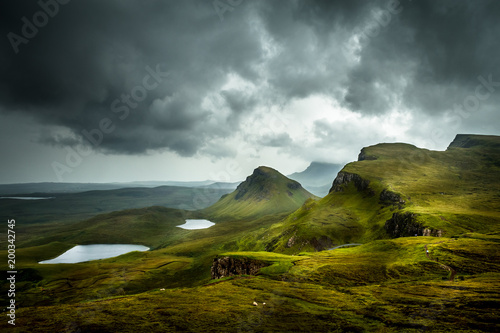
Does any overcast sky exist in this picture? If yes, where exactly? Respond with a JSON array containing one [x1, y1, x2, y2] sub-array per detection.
[[0, 0, 499, 184]]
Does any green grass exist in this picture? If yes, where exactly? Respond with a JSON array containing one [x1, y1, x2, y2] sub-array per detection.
[[4, 237, 499, 332], [252, 135, 500, 254], [1, 135, 499, 331]]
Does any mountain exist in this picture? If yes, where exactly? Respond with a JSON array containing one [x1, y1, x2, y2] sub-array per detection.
[[0, 180, 218, 196], [203, 166, 317, 220], [288, 162, 343, 196], [201, 181, 240, 190], [262, 134, 500, 253], [4, 136, 500, 332]]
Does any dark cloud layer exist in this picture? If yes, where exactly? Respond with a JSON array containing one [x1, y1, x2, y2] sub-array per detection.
[[0, 0, 499, 158]]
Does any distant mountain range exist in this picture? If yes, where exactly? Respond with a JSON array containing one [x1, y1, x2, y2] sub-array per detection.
[[0, 162, 341, 197], [288, 161, 344, 196], [0, 180, 237, 196]]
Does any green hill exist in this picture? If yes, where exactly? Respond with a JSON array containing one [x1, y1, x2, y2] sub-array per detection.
[[203, 166, 317, 220], [261, 134, 500, 253], [2, 135, 499, 332]]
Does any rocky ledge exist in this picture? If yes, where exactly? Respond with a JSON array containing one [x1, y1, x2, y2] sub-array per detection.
[[379, 189, 405, 206], [211, 256, 268, 279], [384, 212, 442, 238], [329, 172, 372, 194]]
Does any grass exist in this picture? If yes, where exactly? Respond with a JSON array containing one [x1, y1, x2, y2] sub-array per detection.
[[254, 135, 500, 254], [1, 134, 499, 331], [4, 237, 499, 332]]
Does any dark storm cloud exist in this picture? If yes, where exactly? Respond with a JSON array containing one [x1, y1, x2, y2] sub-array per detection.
[[220, 89, 258, 127], [256, 0, 500, 115], [340, 0, 500, 114], [0, 0, 498, 158], [0, 0, 264, 156]]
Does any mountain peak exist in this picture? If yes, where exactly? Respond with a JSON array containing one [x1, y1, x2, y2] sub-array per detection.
[[235, 166, 302, 201], [288, 161, 343, 195], [204, 166, 315, 220]]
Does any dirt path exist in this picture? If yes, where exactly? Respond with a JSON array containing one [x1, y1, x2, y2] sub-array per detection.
[[425, 243, 457, 281]]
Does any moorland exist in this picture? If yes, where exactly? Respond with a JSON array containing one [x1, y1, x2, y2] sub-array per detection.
[[1, 134, 499, 332]]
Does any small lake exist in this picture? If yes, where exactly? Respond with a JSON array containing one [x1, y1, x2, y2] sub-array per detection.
[[0, 197, 54, 200], [177, 219, 215, 230], [39, 244, 149, 264]]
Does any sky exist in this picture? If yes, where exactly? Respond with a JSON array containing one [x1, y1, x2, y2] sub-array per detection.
[[0, 0, 499, 184]]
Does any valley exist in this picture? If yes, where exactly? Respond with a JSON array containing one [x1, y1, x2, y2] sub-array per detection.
[[1, 134, 499, 332]]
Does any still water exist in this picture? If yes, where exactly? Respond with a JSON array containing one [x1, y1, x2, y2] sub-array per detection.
[[39, 244, 149, 264], [0, 197, 54, 200], [177, 219, 215, 230]]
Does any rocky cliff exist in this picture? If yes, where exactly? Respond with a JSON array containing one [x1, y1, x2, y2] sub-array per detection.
[[379, 189, 405, 206], [357, 148, 378, 161], [329, 172, 372, 194], [384, 212, 442, 238], [211, 256, 268, 279]]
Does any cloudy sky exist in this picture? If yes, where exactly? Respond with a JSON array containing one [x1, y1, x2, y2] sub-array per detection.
[[0, 0, 499, 184]]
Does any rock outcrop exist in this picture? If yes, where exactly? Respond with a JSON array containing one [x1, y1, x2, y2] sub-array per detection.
[[358, 148, 378, 161], [423, 228, 443, 237], [384, 212, 422, 238], [309, 236, 334, 251], [329, 172, 372, 193], [384, 212, 442, 238], [211, 256, 268, 279], [379, 189, 405, 206]]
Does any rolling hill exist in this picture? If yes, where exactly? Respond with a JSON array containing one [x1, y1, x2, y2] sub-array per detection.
[[202, 166, 317, 220]]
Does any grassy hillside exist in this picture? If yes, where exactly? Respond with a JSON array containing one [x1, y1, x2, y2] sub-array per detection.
[[0, 206, 289, 308], [2, 135, 499, 331], [260, 134, 500, 253], [0, 166, 313, 309], [5, 235, 499, 332], [203, 166, 317, 220]]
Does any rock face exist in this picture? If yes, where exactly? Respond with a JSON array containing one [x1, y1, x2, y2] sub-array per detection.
[[329, 172, 372, 194], [309, 236, 334, 251], [358, 148, 377, 161], [384, 212, 422, 237], [211, 257, 268, 279], [423, 228, 443, 237], [379, 189, 405, 206], [384, 212, 442, 238]]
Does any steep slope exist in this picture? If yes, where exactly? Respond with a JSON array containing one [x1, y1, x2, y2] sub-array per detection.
[[288, 161, 343, 196], [203, 166, 317, 220], [262, 134, 500, 253]]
